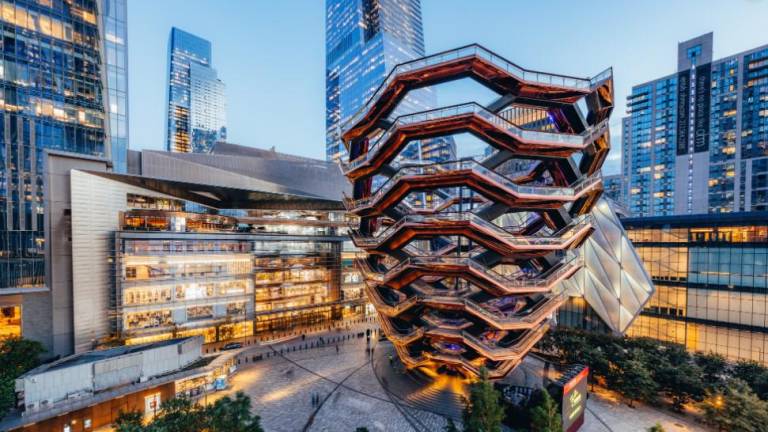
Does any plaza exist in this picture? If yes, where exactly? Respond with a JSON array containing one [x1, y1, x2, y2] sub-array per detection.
[[210, 324, 707, 432]]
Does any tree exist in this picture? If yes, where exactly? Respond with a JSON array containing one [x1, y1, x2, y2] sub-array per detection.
[[114, 411, 147, 432], [701, 378, 768, 432], [206, 392, 263, 432], [694, 352, 727, 389], [0, 337, 45, 417], [731, 360, 768, 400], [150, 397, 203, 432], [529, 389, 562, 432], [443, 418, 460, 432], [647, 423, 665, 432], [655, 360, 705, 411], [0, 337, 45, 376], [463, 367, 505, 432], [610, 352, 658, 407], [111, 392, 264, 432]]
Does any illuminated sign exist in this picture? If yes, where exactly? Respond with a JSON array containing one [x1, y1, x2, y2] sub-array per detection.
[[562, 367, 589, 432]]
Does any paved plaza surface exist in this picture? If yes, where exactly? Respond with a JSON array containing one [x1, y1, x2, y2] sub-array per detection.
[[209, 326, 710, 432]]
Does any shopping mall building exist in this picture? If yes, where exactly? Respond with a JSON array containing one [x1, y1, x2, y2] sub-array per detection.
[[560, 212, 768, 364], [30, 143, 365, 356]]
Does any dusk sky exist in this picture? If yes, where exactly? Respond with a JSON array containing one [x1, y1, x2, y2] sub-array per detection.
[[128, 0, 768, 174]]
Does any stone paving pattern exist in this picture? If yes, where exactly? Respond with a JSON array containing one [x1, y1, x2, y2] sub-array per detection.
[[212, 325, 709, 432]]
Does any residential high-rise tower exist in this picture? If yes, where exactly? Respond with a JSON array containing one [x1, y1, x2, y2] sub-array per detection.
[[625, 33, 768, 216], [165, 28, 226, 154]]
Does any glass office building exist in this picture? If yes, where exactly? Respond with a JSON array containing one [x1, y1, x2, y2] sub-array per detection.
[[165, 27, 226, 154], [0, 0, 108, 302], [561, 212, 768, 364], [101, 0, 128, 173], [624, 33, 768, 216], [325, 0, 454, 163]]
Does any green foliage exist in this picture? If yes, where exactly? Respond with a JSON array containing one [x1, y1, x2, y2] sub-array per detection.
[[115, 411, 145, 432], [647, 423, 665, 432], [443, 418, 460, 432], [463, 367, 505, 432], [113, 391, 262, 432], [731, 360, 768, 400], [0, 338, 45, 376], [701, 378, 768, 432], [655, 358, 705, 411], [0, 337, 45, 418], [207, 392, 264, 432], [608, 350, 658, 407], [694, 352, 727, 389], [151, 396, 202, 432], [529, 389, 562, 432], [542, 329, 768, 405]]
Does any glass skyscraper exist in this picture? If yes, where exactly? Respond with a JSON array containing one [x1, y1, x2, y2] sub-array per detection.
[[101, 0, 128, 173], [624, 33, 768, 216], [325, 0, 454, 163], [0, 0, 110, 296], [165, 27, 226, 154]]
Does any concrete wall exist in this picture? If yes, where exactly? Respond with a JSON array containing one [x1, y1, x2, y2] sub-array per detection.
[[69, 171, 177, 353], [19, 363, 93, 408], [18, 337, 203, 407], [93, 352, 142, 391], [44, 152, 110, 357]]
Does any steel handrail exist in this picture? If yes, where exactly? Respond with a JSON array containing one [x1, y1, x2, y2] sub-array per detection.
[[348, 158, 603, 211], [342, 102, 610, 173], [342, 44, 612, 134]]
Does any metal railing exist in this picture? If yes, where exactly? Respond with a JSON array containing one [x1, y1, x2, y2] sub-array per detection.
[[347, 158, 603, 211], [381, 252, 579, 290], [341, 103, 610, 173], [353, 212, 593, 249], [342, 44, 612, 134]]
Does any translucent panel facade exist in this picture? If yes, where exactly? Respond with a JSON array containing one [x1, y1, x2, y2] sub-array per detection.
[[165, 27, 226, 154], [621, 213, 768, 364], [559, 199, 655, 333], [0, 0, 107, 292], [325, 0, 453, 164], [624, 33, 768, 216]]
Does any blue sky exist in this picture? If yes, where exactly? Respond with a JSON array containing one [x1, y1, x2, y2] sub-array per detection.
[[128, 0, 768, 174]]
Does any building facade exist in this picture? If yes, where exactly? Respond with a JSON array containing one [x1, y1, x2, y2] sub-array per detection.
[[324, 0, 453, 163], [100, 0, 128, 173], [625, 33, 768, 216], [165, 28, 226, 154], [42, 143, 364, 355], [4, 337, 238, 432], [0, 0, 125, 340], [602, 174, 624, 205], [561, 212, 768, 364]]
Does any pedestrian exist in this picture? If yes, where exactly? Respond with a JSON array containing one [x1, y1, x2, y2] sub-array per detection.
[[336, 345, 339, 354]]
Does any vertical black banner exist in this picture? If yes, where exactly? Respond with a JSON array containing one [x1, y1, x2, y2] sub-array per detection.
[[676, 71, 690, 155], [694, 62, 711, 153]]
